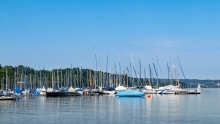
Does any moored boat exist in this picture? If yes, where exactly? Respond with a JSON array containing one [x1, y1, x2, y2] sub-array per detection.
[[0, 96, 17, 100], [46, 91, 81, 97], [142, 85, 156, 94], [115, 84, 127, 93], [99, 86, 115, 95], [115, 90, 145, 97], [40, 86, 46, 95], [46, 87, 81, 97]]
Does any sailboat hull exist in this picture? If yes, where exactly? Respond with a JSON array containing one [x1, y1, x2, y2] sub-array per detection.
[[46, 92, 81, 97], [0, 96, 17, 100]]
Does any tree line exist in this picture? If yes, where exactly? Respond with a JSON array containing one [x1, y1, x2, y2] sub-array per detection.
[[0, 64, 190, 90]]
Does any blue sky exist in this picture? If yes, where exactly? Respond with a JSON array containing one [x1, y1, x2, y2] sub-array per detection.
[[0, 0, 220, 79]]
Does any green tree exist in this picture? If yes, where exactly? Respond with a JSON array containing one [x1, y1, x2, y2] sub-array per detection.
[[0, 66, 15, 79]]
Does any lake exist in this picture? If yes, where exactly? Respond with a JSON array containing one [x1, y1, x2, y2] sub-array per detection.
[[0, 88, 220, 124]]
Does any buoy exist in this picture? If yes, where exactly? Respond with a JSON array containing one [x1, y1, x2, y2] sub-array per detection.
[[147, 94, 151, 98]]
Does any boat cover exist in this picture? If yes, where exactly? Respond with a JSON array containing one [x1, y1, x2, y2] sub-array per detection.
[[14, 87, 22, 94], [115, 90, 145, 97], [102, 86, 115, 91]]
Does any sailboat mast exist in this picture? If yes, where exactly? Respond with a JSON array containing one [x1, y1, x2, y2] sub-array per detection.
[[144, 68, 146, 85], [17, 60, 18, 89], [153, 63, 159, 88], [61, 68, 63, 88], [114, 63, 118, 86], [24, 65, 26, 89], [52, 71, 54, 88], [130, 51, 134, 87], [118, 51, 121, 85], [95, 48, 97, 87], [6, 67, 8, 90], [14, 71, 16, 90], [133, 65, 137, 87], [159, 65, 166, 86], [174, 60, 177, 86], [105, 54, 109, 87], [39, 66, 42, 89], [130, 63, 132, 87], [149, 64, 152, 86], [57, 69, 59, 89], [30, 73, 32, 89], [66, 69, 68, 90], [80, 66, 82, 88], [139, 60, 141, 86], [127, 67, 130, 87], [177, 57, 187, 88]]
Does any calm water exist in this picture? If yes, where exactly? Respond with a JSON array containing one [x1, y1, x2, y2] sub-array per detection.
[[0, 88, 220, 124]]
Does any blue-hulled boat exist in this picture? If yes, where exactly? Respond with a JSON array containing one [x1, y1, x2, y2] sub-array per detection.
[[14, 87, 22, 95], [30, 89, 39, 95], [115, 90, 145, 97], [0, 90, 4, 96]]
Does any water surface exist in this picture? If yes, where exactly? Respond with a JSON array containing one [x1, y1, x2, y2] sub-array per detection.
[[0, 88, 220, 124]]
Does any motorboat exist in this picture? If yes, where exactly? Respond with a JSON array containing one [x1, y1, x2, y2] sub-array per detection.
[[158, 85, 188, 94]]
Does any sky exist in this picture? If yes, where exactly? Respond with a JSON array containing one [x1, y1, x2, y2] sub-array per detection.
[[0, 0, 220, 79]]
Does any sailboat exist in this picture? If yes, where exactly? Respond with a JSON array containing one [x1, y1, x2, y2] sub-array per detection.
[[0, 68, 17, 100], [161, 58, 188, 94], [13, 69, 22, 96], [0, 96, 17, 100], [22, 66, 30, 96], [88, 49, 100, 95], [115, 68, 144, 97], [100, 55, 116, 95], [46, 68, 81, 97], [115, 52, 144, 97], [143, 64, 156, 94], [115, 52, 127, 93], [76, 66, 83, 95], [196, 83, 201, 94], [40, 86, 46, 95]]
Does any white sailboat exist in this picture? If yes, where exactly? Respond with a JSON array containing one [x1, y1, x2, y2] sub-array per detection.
[[115, 52, 127, 93], [115, 84, 127, 92], [143, 85, 156, 94], [143, 64, 157, 94], [40, 86, 46, 95], [196, 83, 201, 94]]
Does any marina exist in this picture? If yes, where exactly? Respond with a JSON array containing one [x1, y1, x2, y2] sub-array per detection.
[[0, 50, 202, 98], [1, 0, 220, 123], [0, 88, 219, 124]]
